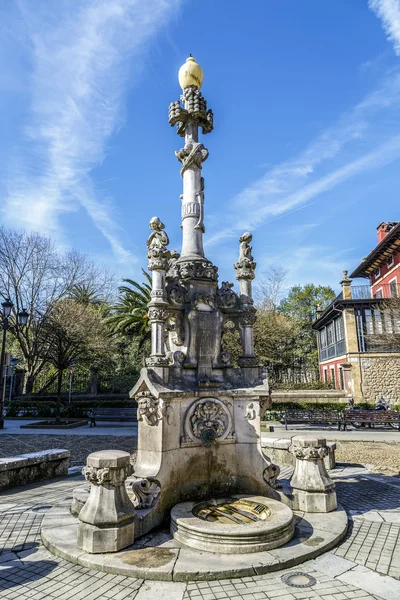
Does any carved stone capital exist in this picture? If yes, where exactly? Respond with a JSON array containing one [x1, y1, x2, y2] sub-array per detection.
[[289, 444, 329, 461], [148, 307, 169, 322], [82, 456, 133, 488], [240, 312, 257, 327]]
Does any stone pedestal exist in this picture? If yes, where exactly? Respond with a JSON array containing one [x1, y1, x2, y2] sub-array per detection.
[[289, 436, 337, 513], [77, 450, 135, 553]]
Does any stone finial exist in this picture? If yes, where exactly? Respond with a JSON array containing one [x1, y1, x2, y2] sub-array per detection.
[[289, 436, 337, 513], [340, 269, 352, 300], [234, 232, 256, 281], [77, 450, 135, 553], [146, 217, 170, 271]]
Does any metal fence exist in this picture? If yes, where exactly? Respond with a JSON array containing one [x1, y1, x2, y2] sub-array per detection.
[[30, 370, 139, 396]]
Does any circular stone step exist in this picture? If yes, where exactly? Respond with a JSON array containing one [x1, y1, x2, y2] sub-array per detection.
[[41, 496, 348, 581], [171, 496, 294, 554]]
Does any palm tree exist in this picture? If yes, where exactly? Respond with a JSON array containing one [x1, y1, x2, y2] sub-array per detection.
[[67, 283, 105, 306], [107, 270, 152, 354]]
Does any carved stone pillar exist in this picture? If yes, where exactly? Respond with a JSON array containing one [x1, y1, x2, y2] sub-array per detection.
[[289, 436, 337, 513], [169, 57, 213, 261], [146, 217, 170, 366], [234, 232, 257, 364], [77, 450, 135, 553]]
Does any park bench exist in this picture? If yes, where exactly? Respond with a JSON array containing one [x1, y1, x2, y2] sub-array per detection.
[[88, 407, 137, 427], [342, 409, 400, 430], [283, 409, 342, 431]]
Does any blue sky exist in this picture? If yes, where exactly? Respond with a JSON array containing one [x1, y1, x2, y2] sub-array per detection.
[[1, 0, 400, 295]]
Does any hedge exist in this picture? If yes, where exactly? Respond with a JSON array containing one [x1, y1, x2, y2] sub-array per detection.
[[4, 398, 137, 419], [262, 402, 400, 421], [273, 382, 335, 390]]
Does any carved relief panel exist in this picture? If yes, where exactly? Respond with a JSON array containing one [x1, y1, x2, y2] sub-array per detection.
[[181, 397, 236, 447]]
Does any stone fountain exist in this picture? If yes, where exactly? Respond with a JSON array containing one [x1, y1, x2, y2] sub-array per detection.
[[41, 56, 348, 580]]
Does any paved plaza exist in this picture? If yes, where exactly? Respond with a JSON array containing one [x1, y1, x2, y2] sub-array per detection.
[[1, 463, 400, 600]]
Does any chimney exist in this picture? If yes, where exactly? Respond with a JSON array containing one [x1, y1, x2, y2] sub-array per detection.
[[340, 270, 352, 300], [377, 222, 387, 244]]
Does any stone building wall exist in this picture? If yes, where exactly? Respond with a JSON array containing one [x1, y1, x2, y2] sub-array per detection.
[[360, 354, 400, 404]]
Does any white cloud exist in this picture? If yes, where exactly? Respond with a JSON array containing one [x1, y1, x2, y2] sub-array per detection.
[[369, 0, 400, 56], [2, 0, 182, 265], [207, 69, 400, 248]]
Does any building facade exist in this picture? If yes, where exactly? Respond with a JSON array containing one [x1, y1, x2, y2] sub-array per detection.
[[312, 222, 400, 403]]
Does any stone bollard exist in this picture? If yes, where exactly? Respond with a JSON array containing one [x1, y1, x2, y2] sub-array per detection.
[[289, 436, 337, 513], [77, 450, 135, 553]]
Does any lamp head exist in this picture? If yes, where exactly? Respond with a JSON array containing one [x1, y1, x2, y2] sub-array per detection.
[[2, 299, 13, 318], [178, 55, 203, 90], [17, 308, 29, 326]]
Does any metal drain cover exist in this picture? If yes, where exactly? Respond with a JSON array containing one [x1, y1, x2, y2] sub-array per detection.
[[281, 572, 316, 588]]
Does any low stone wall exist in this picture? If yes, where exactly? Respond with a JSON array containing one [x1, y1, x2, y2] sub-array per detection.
[[262, 437, 336, 470], [272, 390, 347, 405], [0, 449, 70, 491], [360, 355, 400, 404]]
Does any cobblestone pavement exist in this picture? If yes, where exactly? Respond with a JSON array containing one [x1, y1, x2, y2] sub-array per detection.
[[0, 435, 137, 466], [2, 468, 400, 599]]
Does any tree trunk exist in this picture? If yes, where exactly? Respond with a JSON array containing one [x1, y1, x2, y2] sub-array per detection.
[[56, 369, 63, 423], [90, 367, 99, 396], [24, 373, 35, 395]]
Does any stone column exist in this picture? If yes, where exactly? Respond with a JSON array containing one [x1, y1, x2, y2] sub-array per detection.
[[235, 232, 258, 365], [289, 436, 337, 513], [146, 217, 170, 367], [77, 450, 135, 553], [168, 56, 213, 261]]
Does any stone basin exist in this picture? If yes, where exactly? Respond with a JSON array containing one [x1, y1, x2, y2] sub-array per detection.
[[170, 495, 294, 554]]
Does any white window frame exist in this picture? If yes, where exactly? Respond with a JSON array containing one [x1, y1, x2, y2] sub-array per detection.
[[387, 255, 394, 268], [389, 277, 398, 298], [374, 267, 380, 278]]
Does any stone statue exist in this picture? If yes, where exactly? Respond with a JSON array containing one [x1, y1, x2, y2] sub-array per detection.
[[234, 232, 256, 280], [146, 217, 170, 271]]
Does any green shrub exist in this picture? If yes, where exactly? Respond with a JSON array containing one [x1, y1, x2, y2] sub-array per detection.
[[273, 381, 335, 390], [262, 401, 377, 421]]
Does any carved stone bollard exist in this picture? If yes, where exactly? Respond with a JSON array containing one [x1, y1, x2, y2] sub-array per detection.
[[77, 450, 135, 553], [289, 436, 337, 513]]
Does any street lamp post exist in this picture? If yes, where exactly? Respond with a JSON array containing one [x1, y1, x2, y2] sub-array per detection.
[[0, 301, 29, 429]]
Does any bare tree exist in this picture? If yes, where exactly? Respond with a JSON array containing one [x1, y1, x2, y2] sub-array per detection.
[[0, 227, 115, 393], [254, 267, 288, 311]]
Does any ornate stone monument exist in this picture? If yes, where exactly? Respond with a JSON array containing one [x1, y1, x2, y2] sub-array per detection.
[[129, 55, 277, 536], [41, 57, 347, 578]]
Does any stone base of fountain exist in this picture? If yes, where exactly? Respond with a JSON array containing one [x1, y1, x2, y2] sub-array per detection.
[[170, 496, 294, 554], [41, 495, 348, 581]]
